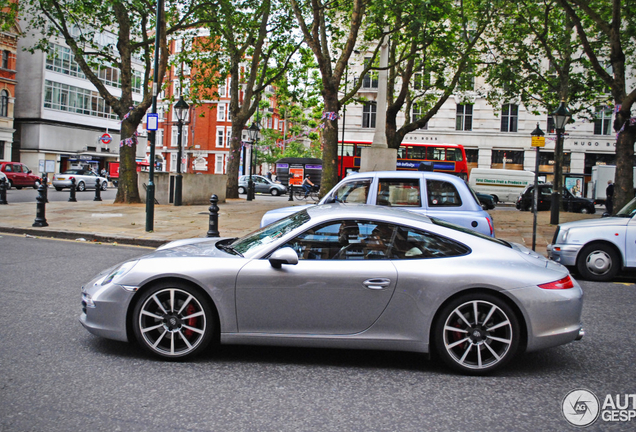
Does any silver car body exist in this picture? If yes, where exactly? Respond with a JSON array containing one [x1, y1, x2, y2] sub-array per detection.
[[53, 169, 108, 190], [81, 205, 582, 366], [260, 171, 495, 237], [238, 175, 287, 195]]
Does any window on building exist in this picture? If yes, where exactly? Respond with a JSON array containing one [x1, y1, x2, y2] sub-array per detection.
[[2, 51, 9, 69], [226, 128, 232, 148], [0, 141, 5, 160], [170, 153, 177, 173], [0, 90, 8, 117], [217, 104, 226, 121], [594, 107, 613, 135], [412, 103, 428, 129], [43, 80, 118, 119], [547, 116, 555, 134], [217, 127, 224, 147], [456, 104, 473, 131], [491, 150, 524, 169], [362, 102, 377, 128], [500, 104, 518, 132], [215, 154, 224, 174], [362, 57, 378, 89], [465, 149, 478, 164], [413, 59, 431, 90], [157, 129, 164, 148]]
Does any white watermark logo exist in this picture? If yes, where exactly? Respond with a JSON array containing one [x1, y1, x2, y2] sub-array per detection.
[[562, 389, 600, 427]]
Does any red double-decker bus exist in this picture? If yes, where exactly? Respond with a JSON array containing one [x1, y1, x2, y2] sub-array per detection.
[[338, 141, 469, 179]]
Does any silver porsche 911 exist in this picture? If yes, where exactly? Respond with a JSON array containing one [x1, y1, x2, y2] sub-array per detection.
[[80, 204, 584, 374]]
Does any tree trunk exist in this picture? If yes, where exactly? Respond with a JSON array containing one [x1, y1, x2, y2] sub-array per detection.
[[614, 116, 636, 211], [321, 94, 340, 195], [114, 120, 141, 203]]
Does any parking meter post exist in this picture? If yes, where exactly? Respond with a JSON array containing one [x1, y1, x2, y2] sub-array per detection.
[[69, 178, 77, 202], [206, 194, 220, 238], [32, 183, 49, 227], [41, 174, 49, 203], [94, 179, 102, 201], [0, 178, 7, 204]]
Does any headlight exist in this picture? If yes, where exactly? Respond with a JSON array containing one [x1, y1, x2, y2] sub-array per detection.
[[101, 260, 138, 285], [560, 228, 570, 243]]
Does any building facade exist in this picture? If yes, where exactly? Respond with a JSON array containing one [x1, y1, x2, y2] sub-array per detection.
[[0, 15, 19, 163], [14, 28, 146, 180]]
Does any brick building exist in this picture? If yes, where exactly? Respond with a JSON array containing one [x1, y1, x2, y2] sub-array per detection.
[[0, 4, 19, 162]]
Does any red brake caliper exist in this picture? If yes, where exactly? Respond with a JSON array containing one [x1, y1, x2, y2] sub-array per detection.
[[184, 304, 196, 339]]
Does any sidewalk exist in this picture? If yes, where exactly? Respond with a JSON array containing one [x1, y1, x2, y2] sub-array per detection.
[[0, 196, 601, 254]]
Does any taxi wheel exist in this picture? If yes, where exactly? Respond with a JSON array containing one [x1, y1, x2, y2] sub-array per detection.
[[577, 243, 619, 282]]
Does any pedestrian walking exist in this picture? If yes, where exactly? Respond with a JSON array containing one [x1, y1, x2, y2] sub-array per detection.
[[606, 180, 614, 215]]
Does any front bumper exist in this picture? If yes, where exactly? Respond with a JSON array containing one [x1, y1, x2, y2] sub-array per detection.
[[80, 273, 136, 342], [547, 243, 582, 267]]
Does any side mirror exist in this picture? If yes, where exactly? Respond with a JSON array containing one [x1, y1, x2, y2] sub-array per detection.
[[269, 247, 299, 268]]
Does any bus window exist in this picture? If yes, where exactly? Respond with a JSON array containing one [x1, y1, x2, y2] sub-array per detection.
[[340, 144, 354, 157], [408, 146, 426, 160], [430, 147, 446, 161], [397, 147, 406, 158], [355, 145, 369, 157], [446, 148, 464, 161]]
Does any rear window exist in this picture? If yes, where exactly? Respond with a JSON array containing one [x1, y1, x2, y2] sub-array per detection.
[[426, 180, 462, 207]]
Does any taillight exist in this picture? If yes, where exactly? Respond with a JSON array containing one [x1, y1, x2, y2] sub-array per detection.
[[539, 275, 574, 289], [487, 217, 493, 236]]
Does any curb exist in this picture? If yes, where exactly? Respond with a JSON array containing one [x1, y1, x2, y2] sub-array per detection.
[[0, 226, 168, 248]]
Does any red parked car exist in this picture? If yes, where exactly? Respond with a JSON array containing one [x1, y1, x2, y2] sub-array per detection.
[[0, 162, 41, 189]]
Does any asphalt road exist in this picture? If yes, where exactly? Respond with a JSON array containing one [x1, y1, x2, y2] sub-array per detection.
[[1, 234, 635, 431]]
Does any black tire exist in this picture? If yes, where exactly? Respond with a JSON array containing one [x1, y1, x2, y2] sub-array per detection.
[[77, 181, 86, 192], [271, 188, 280, 196], [433, 293, 520, 375], [576, 243, 620, 282], [238, 186, 246, 194], [101, 181, 108, 191], [55, 187, 63, 191], [132, 282, 215, 359]]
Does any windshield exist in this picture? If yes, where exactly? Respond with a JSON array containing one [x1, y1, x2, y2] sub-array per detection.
[[231, 211, 311, 255], [430, 217, 511, 248], [615, 197, 636, 218]]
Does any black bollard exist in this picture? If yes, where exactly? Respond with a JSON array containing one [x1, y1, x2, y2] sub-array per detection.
[[288, 185, 294, 201], [69, 177, 77, 202], [0, 178, 7, 205], [94, 178, 102, 201], [32, 182, 49, 227], [41, 174, 49, 203], [206, 194, 220, 238]]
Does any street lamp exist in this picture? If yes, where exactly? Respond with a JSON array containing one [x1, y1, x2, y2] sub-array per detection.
[[531, 123, 545, 251], [173, 96, 189, 206], [246, 121, 261, 201], [550, 100, 571, 225]]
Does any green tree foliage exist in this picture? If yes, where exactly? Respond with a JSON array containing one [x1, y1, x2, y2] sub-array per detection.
[[555, 0, 636, 210], [22, 0, 207, 203], [182, 0, 302, 199]]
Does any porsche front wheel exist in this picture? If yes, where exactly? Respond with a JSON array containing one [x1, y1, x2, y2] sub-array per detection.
[[132, 283, 214, 359]]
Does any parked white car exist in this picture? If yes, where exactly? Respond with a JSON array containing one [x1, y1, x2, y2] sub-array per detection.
[[261, 171, 495, 237], [548, 197, 636, 281]]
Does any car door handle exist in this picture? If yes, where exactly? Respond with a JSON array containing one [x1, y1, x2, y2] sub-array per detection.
[[363, 278, 391, 290]]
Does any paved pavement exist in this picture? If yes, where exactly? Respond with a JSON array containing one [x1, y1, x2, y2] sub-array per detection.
[[0, 193, 602, 254]]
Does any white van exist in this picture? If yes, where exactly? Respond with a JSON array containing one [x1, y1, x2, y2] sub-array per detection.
[[469, 168, 535, 203]]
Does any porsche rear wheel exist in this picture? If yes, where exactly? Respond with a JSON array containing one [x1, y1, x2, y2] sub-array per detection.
[[132, 283, 214, 359], [434, 293, 520, 375]]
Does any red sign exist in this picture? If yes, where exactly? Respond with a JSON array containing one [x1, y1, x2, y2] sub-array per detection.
[[100, 133, 112, 144]]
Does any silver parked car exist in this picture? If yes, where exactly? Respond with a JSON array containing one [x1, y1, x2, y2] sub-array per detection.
[[238, 175, 287, 196], [548, 197, 636, 281], [52, 169, 108, 192], [261, 171, 495, 237], [80, 204, 583, 374]]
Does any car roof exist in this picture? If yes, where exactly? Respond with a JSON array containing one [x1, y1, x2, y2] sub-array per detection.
[[304, 203, 433, 226], [343, 170, 465, 182]]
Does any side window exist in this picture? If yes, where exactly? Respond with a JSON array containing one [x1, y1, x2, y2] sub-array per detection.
[[4, 164, 13, 172], [332, 179, 371, 203], [426, 180, 462, 207], [281, 220, 396, 260], [391, 226, 470, 259], [541, 186, 552, 196], [377, 178, 421, 207]]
